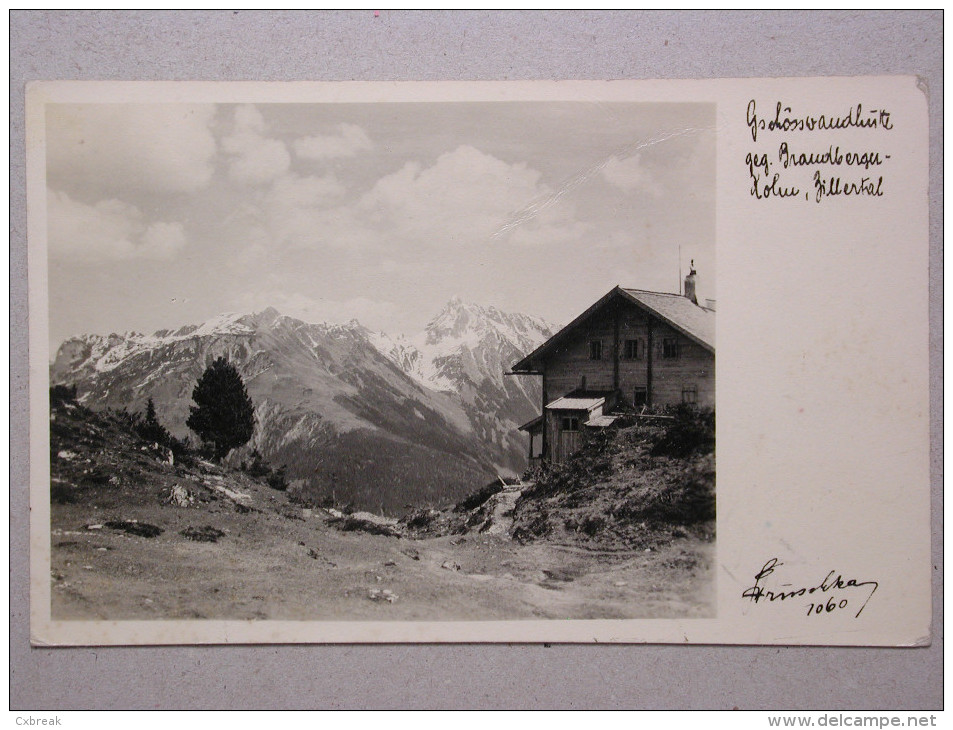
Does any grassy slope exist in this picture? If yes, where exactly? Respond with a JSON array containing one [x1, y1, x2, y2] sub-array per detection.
[[511, 408, 716, 550]]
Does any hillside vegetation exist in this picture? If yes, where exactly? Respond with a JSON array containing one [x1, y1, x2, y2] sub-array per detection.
[[511, 406, 715, 549], [48, 393, 715, 621], [50, 302, 555, 514]]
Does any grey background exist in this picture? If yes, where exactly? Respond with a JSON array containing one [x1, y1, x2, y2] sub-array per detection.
[[10, 10, 942, 710]]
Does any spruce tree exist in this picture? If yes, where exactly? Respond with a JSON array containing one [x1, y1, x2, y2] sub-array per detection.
[[186, 357, 255, 460], [138, 397, 171, 445], [145, 397, 158, 427]]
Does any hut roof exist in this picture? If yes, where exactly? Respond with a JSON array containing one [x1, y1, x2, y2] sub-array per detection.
[[510, 285, 715, 374]]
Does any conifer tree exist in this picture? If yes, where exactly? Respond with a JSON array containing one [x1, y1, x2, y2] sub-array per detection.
[[138, 397, 172, 445], [186, 357, 255, 460], [145, 397, 159, 427]]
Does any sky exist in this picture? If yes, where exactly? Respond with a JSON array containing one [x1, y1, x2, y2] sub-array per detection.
[[46, 100, 715, 350]]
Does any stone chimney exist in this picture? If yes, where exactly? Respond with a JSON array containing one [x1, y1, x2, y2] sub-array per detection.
[[684, 260, 698, 305]]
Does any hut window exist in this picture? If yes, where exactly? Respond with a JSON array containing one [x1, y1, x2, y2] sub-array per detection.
[[531, 433, 543, 458], [561, 416, 580, 432], [634, 386, 648, 407], [682, 385, 698, 404], [623, 338, 642, 359], [589, 340, 603, 360], [662, 337, 680, 359]]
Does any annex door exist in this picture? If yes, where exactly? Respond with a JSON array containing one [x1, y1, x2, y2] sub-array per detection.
[[557, 414, 582, 463]]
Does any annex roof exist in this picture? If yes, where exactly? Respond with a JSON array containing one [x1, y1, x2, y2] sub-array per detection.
[[510, 285, 715, 373], [518, 415, 543, 432], [584, 414, 620, 428], [545, 395, 605, 411]]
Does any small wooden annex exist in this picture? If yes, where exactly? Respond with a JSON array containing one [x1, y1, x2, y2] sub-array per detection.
[[510, 270, 715, 466]]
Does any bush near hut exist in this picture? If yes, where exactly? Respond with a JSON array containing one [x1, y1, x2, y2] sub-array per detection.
[[649, 404, 715, 458], [512, 407, 715, 546]]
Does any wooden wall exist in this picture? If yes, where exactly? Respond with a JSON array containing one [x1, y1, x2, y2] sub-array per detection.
[[647, 330, 715, 407], [543, 298, 714, 410], [544, 408, 588, 464]]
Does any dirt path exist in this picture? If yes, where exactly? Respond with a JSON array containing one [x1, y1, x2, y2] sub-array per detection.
[[482, 483, 525, 535], [51, 497, 715, 622]]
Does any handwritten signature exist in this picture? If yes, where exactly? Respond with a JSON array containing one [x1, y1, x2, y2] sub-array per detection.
[[742, 558, 879, 618]]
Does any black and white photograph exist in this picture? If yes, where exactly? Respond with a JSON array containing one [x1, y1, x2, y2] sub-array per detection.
[[41, 91, 716, 624], [28, 76, 930, 650], [13, 11, 939, 715]]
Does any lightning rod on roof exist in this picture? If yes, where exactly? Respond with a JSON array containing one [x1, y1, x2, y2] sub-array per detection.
[[678, 245, 682, 295]]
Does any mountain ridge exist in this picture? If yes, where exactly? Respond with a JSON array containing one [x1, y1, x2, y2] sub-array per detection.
[[50, 299, 556, 513]]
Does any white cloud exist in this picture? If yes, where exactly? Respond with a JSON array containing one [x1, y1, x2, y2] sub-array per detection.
[[301, 295, 399, 327], [139, 221, 188, 259], [47, 104, 216, 195], [599, 154, 661, 194], [48, 190, 188, 261], [267, 173, 344, 209], [228, 145, 584, 256], [222, 105, 291, 185], [237, 288, 398, 329], [505, 211, 591, 247], [294, 123, 373, 160], [356, 145, 553, 244], [259, 173, 347, 248]]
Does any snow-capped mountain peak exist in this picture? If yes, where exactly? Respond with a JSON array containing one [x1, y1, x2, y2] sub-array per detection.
[[370, 297, 555, 393], [51, 298, 557, 511]]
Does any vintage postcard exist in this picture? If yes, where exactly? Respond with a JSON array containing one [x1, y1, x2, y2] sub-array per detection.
[[26, 78, 930, 645]]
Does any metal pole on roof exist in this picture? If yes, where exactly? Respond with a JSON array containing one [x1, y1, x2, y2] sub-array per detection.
[[678, 245, 682, 295]]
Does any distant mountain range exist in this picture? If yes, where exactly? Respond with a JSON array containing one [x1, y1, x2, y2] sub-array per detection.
[[50, 300, 556, 513]]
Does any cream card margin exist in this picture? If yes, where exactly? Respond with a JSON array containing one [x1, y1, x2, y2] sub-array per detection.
[[27, 78, 930, 646]]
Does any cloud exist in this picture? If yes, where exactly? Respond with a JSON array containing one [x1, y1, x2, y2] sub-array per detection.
[[222, 105, 291, 185], [48, 190, 188, 261], [237, 288, 398, 329], [599, 153, 661, 195], [505, 212, 591, 247], [139, 221, 188, 259], [47, 104, 216, 195], [228, 145, 585, 256], [267, 173, 345, 210], [258, 173, 347, 248], [294, 123, 373, 160], [355, 145, 555, 244]]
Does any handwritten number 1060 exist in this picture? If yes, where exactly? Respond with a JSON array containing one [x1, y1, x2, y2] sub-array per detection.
[[807, 598, 848, 615]]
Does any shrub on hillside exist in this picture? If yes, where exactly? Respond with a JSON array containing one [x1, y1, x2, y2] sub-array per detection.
[[612, 454, 716, 525], [50, 384, 77, 407], [453, 479, 509, 512], [649, 405, 715, 458], [239, 449, 289, 491], [404, 509, 438, 529], [266, 465, 288, 491], [519, 433, 617, 502], [135, 398, 173, 446], [243, 449, 271, 478]]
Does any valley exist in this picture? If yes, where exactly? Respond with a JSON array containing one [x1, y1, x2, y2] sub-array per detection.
[[50, 299, 555, 513]]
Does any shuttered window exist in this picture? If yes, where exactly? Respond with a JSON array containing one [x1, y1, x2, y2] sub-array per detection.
[[589, 340, 603, 360], [623, 338, 643, 359]]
